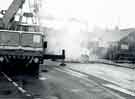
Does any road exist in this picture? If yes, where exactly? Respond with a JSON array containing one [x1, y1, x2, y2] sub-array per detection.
[[0, 63, 133, 99]]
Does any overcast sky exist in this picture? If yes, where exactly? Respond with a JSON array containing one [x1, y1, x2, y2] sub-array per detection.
[[1, 0, 135, 30]]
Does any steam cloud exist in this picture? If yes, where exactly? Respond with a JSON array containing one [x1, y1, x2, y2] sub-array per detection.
[[38, 1, 112, 62], [40, 20, 107, 62]]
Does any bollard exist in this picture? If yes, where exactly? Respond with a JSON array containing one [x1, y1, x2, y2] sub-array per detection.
[[60, 49, 66, 66]]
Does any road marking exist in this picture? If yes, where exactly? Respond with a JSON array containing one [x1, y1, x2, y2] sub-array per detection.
[[18, 87, 27, 93], [79, 80, 96, 88], [70, 89, 83, 93], [12, 82, 18, 87], [39, 77, 47, 80], [103, 84, 135, 96], [56, 68, 88, 78], [1, 72, 35, 98]]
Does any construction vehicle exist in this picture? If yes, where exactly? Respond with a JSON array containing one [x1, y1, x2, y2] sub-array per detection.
[[0, 0, 65, 76]]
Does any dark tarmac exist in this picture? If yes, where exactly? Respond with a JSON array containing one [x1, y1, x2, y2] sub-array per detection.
[[0, 64, 128, 99]]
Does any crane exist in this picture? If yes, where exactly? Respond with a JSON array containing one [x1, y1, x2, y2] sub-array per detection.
[[0, 0, 66, 77], [2, 0, 25, 28]]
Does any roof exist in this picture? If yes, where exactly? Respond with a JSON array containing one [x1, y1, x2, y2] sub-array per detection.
[[120, 30, 135, 44]]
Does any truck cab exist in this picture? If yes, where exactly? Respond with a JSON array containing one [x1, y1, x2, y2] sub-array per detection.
[[0, 23, 45, 76]]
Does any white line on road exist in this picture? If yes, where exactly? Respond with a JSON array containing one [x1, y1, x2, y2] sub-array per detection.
[[103, 84, 135, 96], [59, 68, 88, 78], [55, 68, 82, 78], [39, 77, 47, 80], [70, 89, 83, 93]]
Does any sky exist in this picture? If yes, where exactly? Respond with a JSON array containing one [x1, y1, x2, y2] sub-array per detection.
[[1, 0, 135, 30], [39, 0, 135, 30]]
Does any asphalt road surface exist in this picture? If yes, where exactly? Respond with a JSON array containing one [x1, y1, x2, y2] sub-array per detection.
[[0, 63, 133, 99]]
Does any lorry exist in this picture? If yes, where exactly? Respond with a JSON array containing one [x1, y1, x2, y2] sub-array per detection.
[[0, 0, 65, 77]]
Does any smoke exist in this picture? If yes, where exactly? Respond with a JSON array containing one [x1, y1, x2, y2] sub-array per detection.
[[38, 1, 111, 62], [40, 19, 114, 62], [41, 20, 90, 62]]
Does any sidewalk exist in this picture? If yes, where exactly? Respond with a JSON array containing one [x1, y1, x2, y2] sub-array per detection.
[[88, 59, 135, 69]]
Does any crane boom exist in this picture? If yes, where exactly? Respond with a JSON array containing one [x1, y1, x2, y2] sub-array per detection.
[[2, 0, 25, 28]]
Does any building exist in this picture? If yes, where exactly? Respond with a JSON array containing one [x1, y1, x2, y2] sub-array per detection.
[[101, 28, 135, 62]]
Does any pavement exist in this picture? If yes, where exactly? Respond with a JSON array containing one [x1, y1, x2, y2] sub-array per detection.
[[66, 59, 135, 69], [88, 59, 135, 69]]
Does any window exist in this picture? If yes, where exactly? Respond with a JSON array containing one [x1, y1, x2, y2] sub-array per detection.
[[21, 33, 42, 48], [0, 31, 19, 46]]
